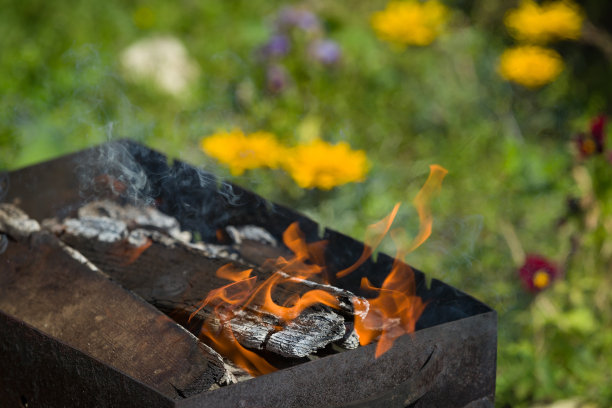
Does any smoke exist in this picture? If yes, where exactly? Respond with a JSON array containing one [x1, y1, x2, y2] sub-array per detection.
[[73, 137, 251, 244], [217, 181, 245, 207], [76, 140, 154, 206]]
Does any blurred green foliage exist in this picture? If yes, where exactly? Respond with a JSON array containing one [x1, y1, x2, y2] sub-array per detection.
[[1, 0, 612, 406]]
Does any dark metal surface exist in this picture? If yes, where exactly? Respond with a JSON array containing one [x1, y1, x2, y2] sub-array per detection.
[[181, 312, 496, 408], [1, 141, 497, 407], [0, 311, 174, 408]]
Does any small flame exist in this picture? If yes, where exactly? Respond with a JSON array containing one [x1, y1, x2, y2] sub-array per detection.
[[336, 202, 401, 278], [200, 316, 277, 376], [353, 259, 427, 357], [216, 264, 253, 282], [404, 164, 448, 254], [281, 221, 327, 271]]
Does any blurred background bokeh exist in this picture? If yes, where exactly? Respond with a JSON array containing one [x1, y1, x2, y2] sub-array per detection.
[[1, 1, 612, 406]]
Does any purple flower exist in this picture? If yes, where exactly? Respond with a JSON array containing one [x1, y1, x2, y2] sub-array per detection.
[[275, 6, 321, 33], [308, 39, 341, 65], [519, 254, 559, 293], [266, 64, 289, 94], [259, 34, 291, 59]]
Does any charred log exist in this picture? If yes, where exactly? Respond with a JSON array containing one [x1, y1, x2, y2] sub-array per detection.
[[46, 200, 364, 359]]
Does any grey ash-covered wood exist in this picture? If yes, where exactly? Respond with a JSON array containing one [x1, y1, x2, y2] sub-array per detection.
[[0, 204, 230, 399], [47, 200, 363, 359]]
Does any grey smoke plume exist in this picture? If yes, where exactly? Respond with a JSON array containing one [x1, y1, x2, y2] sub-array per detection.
[[74, 138, 252, 243], [76, 138, 154, 206]]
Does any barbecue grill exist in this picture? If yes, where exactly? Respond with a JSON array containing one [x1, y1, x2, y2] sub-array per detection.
[[0, 141, 496, 407]]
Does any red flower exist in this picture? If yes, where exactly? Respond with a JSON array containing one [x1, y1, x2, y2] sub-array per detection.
[[591, 115, 606, 144], [575, 115, 606, 158], [519, 254, 559, 293]]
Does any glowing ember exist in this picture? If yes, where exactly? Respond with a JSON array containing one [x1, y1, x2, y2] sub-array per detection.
[[107, 237, 153, 266], [194, 164, 447, 375]]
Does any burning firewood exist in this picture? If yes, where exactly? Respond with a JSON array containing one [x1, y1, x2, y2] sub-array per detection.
[[44, 200, 366, 366], [0, 203, 233, 399]]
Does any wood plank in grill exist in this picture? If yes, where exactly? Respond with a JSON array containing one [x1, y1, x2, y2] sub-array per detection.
[[0, 205, 229, 400], [47, 201, 360, 359]]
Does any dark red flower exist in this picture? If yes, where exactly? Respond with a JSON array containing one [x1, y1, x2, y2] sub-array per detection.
[[591, 115, 606, 145], [575, 115, 606, 158], [519, 254, 559, 293]]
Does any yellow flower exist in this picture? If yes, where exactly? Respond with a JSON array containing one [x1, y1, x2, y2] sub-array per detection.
[[498, 46, 564, 88], [200, 129, 285, 176], [371, 0, 448, 47], [284, 140, 369, 190], [504, 0, 583, 43]]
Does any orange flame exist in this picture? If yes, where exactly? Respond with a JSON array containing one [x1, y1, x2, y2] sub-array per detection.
[[353, 260, 427, 357], [281, 222, 328, 270], [405, 164, 448, 254], [195, 164, 447, 373], [343, 164, 447, 356], [124, 238, 153, 265], [199, 316, 277, 376], [216, 264, 253, 282], [255, 278, 341, 321], [336, 203, 401, 278], [108, 238, 153, 266]]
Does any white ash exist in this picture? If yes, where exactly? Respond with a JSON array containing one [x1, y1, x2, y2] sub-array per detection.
[[220, 361, 252, 385], [226, 225, 278, 247], [64, 216, 127, 243], [189, 241, 243, 261], [58, 241, 102, 273], [336, 328, 360, 350], [127, 228, 151, 247], [0, 203, 41, 240], [78, 200, 190, 242], [228, 310, 279, 351], [215, 363, 239, 387]]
